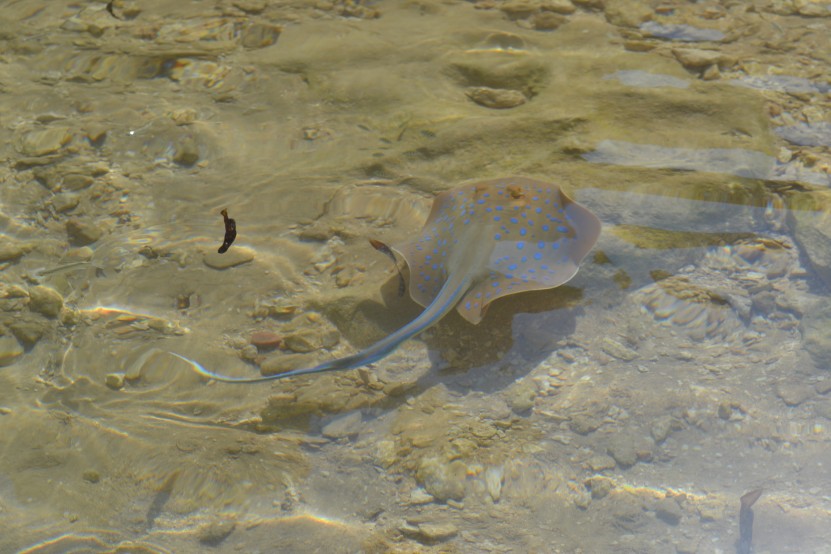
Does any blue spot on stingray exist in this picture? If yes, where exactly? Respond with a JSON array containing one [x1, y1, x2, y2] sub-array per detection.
[[416, 245, 423, 251], [485, 292, 492, 299], [533, 196, 539, 201], [486, 207, 493, 213], [477, 199, 485, 205], [521, 212, 527, 219], [476, 292, 482, 298], [483, 193, 490, 198], [495, 205, 503, 211], [521, 256, 528, 263], [517, 242, 525, 250], [510, 217, 519, 224], [537, 241, 545, 249], [424, 275, 431, 281], [494, 233, 501, 240], [492, 281, 499, 287], [424, 253, 431, 260], [494, 216, 501, 222], [551, 242, 560, 250], [558, 225, 569, 233], [464, 219, 470, 225], [540, 264, 548, 270], [465, 301, 472, 310], [433, 248, 439, 254], [474, 302, 480, 308], [432, 264, 439, 270], [534, 252, 542, 260], [542, 225, 550, 232], [506, 274, 513, 279], [442, 251, 447, 257], [508, 264, 518, 271], [528, 268, 536, 273], [536, 207, 542, 214], [519, 228, 527, 236]]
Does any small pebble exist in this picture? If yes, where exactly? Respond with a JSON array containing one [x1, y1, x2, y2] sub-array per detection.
[[66, 218, 104, 246], [28, 285, 64, 318], [105, 373, 125, 390], [197, 519, 236, 546], [465, 87, 527, 109], [250, 330, 282, 348]]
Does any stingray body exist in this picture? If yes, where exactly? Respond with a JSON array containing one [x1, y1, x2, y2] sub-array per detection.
[[175, 176, 601, 383]]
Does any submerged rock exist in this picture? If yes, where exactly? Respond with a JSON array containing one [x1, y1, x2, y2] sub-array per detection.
[[0, 335, 24, 366], [416, 457, 467, 502], [28, 285, 64, 318]]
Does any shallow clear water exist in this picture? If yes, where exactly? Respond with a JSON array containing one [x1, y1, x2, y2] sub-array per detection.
[[2, 1, 831, 553]]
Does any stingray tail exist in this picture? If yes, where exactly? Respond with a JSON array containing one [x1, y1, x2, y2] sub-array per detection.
[[171, 274, 472, 383]]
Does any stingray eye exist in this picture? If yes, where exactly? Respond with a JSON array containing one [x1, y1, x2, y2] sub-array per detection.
[[508, 186, 524, 200]]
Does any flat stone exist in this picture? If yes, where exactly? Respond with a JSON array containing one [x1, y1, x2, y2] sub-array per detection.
[[9, 317, 48, 347], [62, 173, 94, 191], [250, 330, 282, 348], [587, 454, 616, 471], [0, 335, 24, 366], [28, 285, 64, 318], [52, 193, 80, 213], [321, 411, 363, 439], [815, 380, 831, 395], [0, 238, 32, 262], [18, 127, 72, 156], [402, 522, 458, 544], [775, 381, 814, 407], [203, 246, 254, 269], [283, 330, 319, 353], [600, 337, 639, 361], [259, 352, 315, 376]]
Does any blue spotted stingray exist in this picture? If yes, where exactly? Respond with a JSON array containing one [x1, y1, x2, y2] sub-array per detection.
[[173, 176, 601, 383]]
